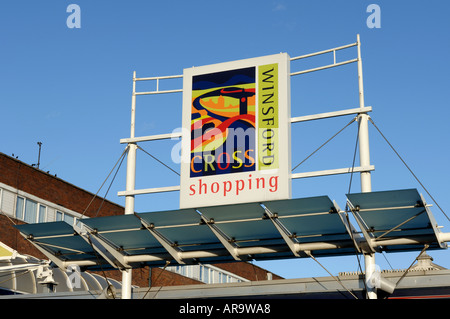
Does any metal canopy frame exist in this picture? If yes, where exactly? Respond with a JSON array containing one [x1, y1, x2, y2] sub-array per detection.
[[15, 190, 449, 272], [346, 189, 448, 253]]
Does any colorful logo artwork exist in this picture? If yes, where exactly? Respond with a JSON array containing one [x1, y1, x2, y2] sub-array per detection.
[[190, 67, 256, 177]]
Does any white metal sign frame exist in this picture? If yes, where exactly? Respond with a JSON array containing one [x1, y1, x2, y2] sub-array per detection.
[[118, 35, 372, 199]]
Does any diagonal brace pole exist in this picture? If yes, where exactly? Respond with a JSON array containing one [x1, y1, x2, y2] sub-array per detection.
[[134, 213, 185, 265], [199, 214, 245, 261]]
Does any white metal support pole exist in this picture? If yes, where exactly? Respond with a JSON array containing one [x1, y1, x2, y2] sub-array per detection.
[[356, 34, 372, 194], [122, 71, 138, 299], [357, 34, 376, 299], [364, 254, 377, 298]]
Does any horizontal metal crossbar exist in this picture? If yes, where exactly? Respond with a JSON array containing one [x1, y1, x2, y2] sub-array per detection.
[[291, 58, 358, 76], [291, 107, 372, 123], [290, 41, 358, 76], [31, 241, 88, 255], [135, 89, 182, 95], [120, 106, 371, 145], [291, 166, 375, 180], [133, 74, 183, 96], [135, 74, 183, 81], [290, 42, 358, 61], [120, 132, 182, 144], [118, 185, 180, 196]]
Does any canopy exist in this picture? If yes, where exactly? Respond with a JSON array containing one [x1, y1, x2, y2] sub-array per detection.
[[15, 189, 447, 271]]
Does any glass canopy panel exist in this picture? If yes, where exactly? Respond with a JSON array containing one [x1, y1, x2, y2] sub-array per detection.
[[346, 189, 434, 236], [195, 202, 282, 246], [263, 196, 336, 216], [137, 209, 222, 250], [15, 222, 96, 261], [137, 209, 201, 227], [346, 189, 441, 250], [279, 216, 351, 243], [347, 189, 421, 210], [15, 221, 74, 238], [214, 219, 282, 243], [37, 236, 95, 259], [157, 225, 220, 247], [197, 202, 266, 222], [81, 214, 166, 254], [263, 196, 351, 243], [98, 229, 162, 253], [82, 214, 142, 232]]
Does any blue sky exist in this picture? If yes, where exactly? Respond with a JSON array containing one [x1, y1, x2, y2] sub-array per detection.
[[1, 1, 449, 280]]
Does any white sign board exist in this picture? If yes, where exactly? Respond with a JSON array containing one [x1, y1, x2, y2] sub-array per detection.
[[180, 53, 291, 208]]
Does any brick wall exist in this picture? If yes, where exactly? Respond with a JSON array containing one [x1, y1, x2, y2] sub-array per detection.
[[0, 215, 34, 257], [211, 262, 283, 281], [150, 268, 203, 286], [0, 153, 124, 218]]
